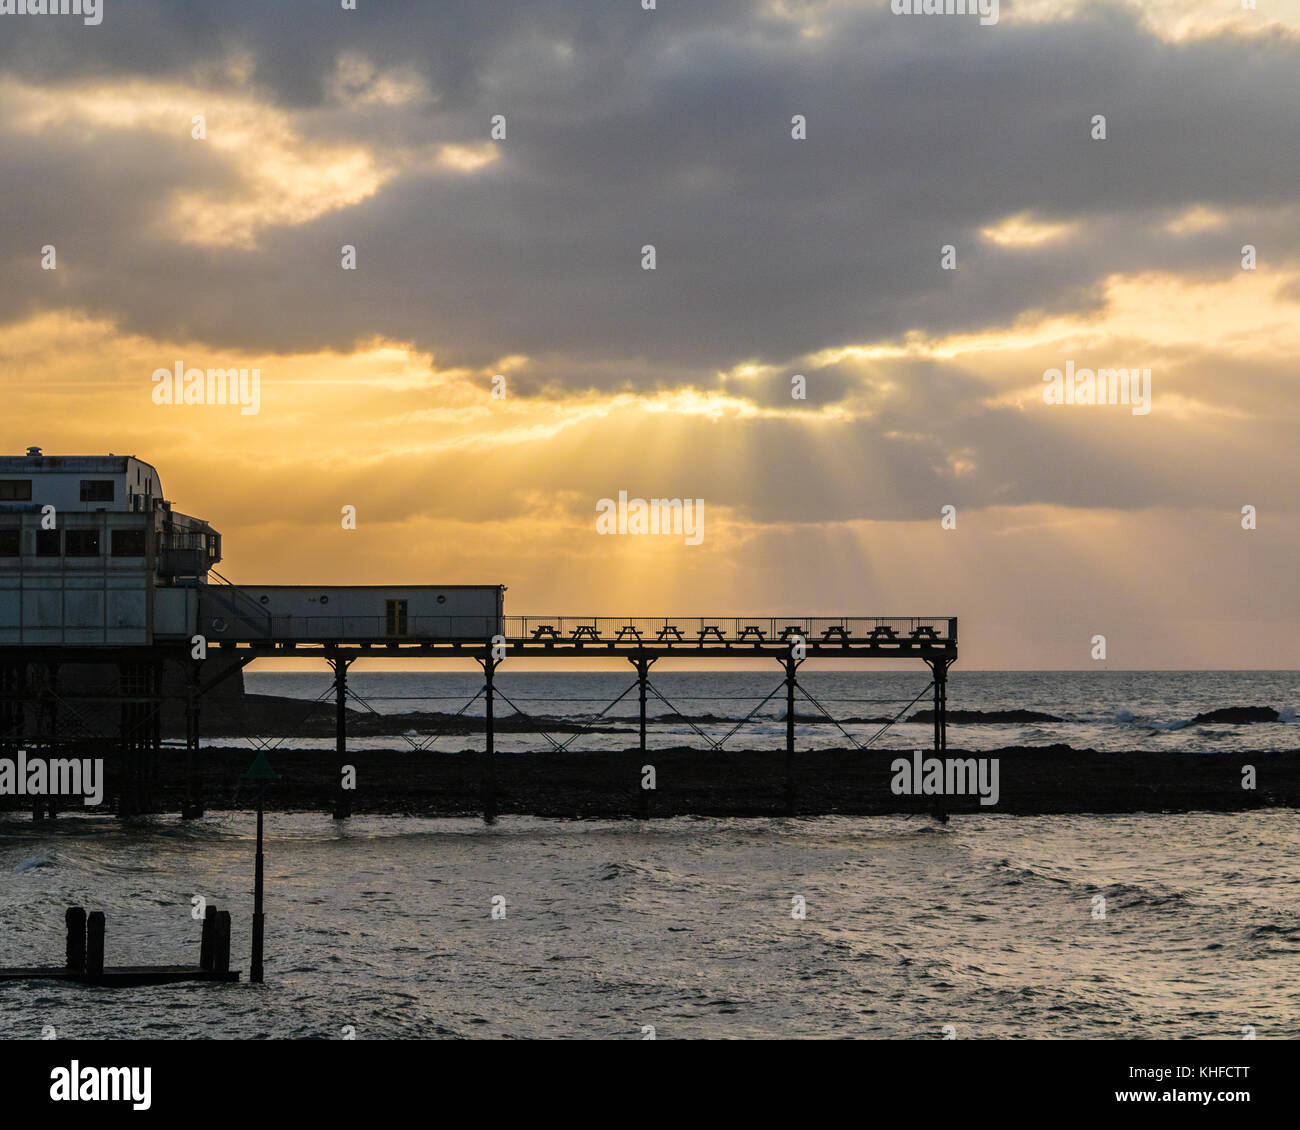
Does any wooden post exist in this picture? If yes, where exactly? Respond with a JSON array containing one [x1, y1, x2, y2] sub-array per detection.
[[200, 904, 215, 971], [213, 910, 231, 975], [65, 906, 86, 971], [86, 911, 105, 976]]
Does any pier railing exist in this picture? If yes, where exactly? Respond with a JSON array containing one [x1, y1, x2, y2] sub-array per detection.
[[194, 603, 956, 647], [502, 616, 955, 646]]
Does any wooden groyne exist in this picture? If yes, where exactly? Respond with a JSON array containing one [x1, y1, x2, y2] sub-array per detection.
[[0, 905, 240, 986]]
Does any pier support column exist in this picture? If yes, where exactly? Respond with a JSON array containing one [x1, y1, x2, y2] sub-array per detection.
[[783, 654, 802, 815], [182, 659, 203, 820], [44, 663, 59, 821], [925, 657, 951, 752], [629, 654, 657, 753], [477, 654, 499, 824], [1, 662, 27, 755], [329, 651, 355, 819], [117, 659, 161, 819]]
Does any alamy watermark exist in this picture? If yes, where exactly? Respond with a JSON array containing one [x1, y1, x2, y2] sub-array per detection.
[[0, 750, 104, 805], [1042, 361, 1151, 416], [152, 361, 261, 416], [891, 0, 998, 27], [50, 1062, 150, 1111], [890, 750, 1000, 806], [0, 0, 102, 25], [595, 491, 704, 546]]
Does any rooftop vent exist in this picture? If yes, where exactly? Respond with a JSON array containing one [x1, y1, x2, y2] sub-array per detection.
[[25, 446, 42, 456]]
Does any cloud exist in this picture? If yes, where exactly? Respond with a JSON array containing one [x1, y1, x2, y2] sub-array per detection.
[[1, 0, 1297, 666]]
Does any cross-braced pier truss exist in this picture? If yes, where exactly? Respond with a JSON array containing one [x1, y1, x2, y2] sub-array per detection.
[[0, 615, 956, 821]]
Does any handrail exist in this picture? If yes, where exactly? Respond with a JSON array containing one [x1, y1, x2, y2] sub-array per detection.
[[187, 604, 957, 646]]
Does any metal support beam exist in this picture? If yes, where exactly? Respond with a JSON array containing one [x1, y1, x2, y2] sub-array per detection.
[[329, 651, 354, 819], [629, 653, 657, 753], [477, 654, 498, 824], [925, 657, 951, 752], [783, 654, 801, 815], [182, 659, 203, 819], [44, 662, 59, 821]]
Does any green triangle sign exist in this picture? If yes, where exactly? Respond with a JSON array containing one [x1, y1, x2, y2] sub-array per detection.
[[241, 752, 280, 781]]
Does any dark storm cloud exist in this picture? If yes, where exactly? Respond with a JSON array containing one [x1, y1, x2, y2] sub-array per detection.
[[1, 0, 1298, 530], [1, 0, 1298, 376]]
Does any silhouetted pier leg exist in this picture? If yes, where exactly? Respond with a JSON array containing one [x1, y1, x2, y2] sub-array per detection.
[[65, 907, 86, 971], [151, 660, 162, 806], [213, 910, 231, 975], [182, 660, 203, 819], [629, 654, 656, 754], [86, 911, 105, 976], [925, 657, 951, 752], [121, 658, 164, 818], [329, 651, 353, 819], [200, 904, 215, 971], [783, 655, 800, 815], [2, 661, 28, 761], [45, 662, 59, 741], [46, 664, 60, 823], [479, 655, 498, 824]]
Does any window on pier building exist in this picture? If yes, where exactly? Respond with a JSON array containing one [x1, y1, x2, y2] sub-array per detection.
[[79, 480, 115, 502], [111, 529, 147, 557], [386, 599, 409, 637], [34, 530, 60, 556], [0, 480, 32, 501], [0, 529, 18, 556], [65, 529, 101, 557]]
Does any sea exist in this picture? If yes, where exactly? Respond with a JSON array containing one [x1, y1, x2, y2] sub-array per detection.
[[237, 668, 1300, 752], [1, 670, 1297, 1040]]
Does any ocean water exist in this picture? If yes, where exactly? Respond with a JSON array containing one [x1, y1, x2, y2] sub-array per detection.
[[2, 810, 1296, 1039], [239, 669, 1300, 753]]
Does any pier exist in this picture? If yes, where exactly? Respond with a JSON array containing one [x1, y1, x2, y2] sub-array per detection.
[[0, 614, 956, 821], [0, 448, 957, 820]]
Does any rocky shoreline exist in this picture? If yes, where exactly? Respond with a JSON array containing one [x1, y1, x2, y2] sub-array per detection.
[[123, 744, 1300, 819]]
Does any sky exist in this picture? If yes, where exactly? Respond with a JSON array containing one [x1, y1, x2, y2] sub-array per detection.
[[1, 0, 1297, 670]]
